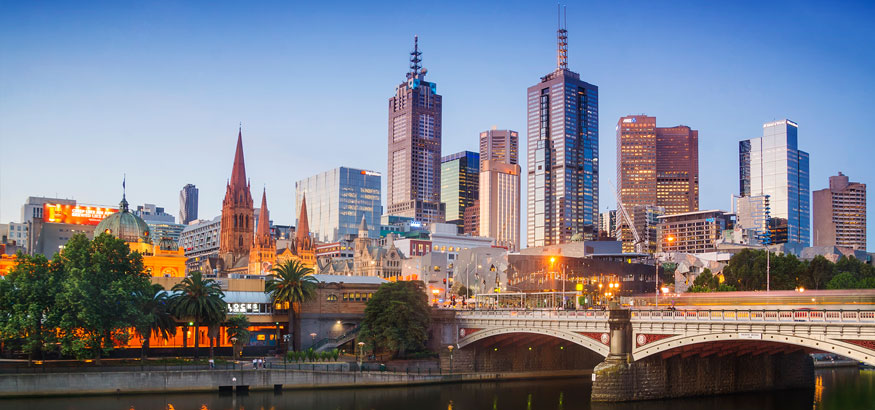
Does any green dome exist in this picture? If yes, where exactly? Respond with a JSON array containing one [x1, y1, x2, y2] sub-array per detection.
[[95, 196, 151, 243]]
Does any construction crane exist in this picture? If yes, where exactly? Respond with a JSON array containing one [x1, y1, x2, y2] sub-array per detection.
[[609, 180, 645, 254]]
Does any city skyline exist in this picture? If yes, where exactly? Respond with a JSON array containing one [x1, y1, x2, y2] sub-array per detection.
[[1, 1, 874, 249]]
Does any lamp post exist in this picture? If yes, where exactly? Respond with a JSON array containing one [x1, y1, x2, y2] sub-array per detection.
[[658, 235, 675, 308], [447, 345, 454, 374], [357, 341, 365, 371]]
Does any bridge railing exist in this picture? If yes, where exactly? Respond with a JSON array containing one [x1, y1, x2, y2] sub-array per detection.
[[631, 309, 875, 324], [456, 309, 608, 320]]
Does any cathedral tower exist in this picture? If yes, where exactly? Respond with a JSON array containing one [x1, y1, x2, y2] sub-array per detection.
[[220, 128, 255, 262]]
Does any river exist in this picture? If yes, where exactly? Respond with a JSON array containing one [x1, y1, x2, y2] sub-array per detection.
[[2, 368, 873, 410]]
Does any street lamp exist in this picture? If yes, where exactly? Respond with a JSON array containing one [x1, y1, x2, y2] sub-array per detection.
[[657, 235, 675, 308], [447, 345, 454, 374], [357, 341, 365, 370]]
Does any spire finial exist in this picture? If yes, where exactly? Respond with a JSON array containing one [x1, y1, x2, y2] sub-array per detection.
[[120, 174, 129, 212], [409, 35, 422, 77], [557, 5, 568, 70]]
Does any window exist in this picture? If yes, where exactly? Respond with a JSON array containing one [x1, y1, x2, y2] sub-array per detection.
[[327, 294, 338, 302]]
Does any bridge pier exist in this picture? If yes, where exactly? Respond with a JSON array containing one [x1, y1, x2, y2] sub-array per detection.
[[591, 305, 815, 402]]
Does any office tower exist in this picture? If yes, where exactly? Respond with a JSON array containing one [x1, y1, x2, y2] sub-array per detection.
[[616, 115, 699, 215], [440, 151, 480, 227], [813, 172, 866, 250], [179, 184, 199, 225], [463, 200, 480, 236], [295, 167, 382, 243], [480, 160, 521, 251], [599, 210, 617, 238], [480, 129, 519, 168], [386, 36, 444, 224], [740, 119, 810, 245], [527, 10, 599, 247], [735, 194, 771, 242], [219, 128, 254, 261]]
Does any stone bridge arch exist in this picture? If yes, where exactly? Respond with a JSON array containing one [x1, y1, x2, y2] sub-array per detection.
[[632, 332, 875, 366], [458, 326, 610, 357]]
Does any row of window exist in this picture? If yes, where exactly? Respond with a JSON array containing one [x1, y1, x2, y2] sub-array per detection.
[[326, 292, 374, 302]]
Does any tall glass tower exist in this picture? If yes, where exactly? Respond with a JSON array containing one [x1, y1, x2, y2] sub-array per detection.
[[295, 167, 382, 243], [440, 151, 479, 225], [526, 10, 598, 246], [739, 119, 810, 246]]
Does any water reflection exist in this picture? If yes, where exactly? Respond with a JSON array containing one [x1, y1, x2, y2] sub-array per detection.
[[2, 368, 872, 410]]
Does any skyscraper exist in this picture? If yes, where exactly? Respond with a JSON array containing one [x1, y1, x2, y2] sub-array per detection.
[[526, 11, 599, 247], [813, 172, 866, 250], [295, 167, 382, 243], [616, 115, 699, 215], [440, 151, 479, 227], [740, 119, 810, 246], [387, 36, 444, 224], [480, 129, 519, 168], [179, 184, 198, 225], [479, 128, 521, 251]]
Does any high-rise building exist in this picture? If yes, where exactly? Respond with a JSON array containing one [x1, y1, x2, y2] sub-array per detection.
[[295, 167, 382, 243], [179, 184, 199, 225], [599, 210, 617, 239], [527, 12, 599, 247], [479, 129, 519, 168], [479, 160, 521, 251], [616, 115, 699, 215], [658, 210, 734, 254], [813, 172, 866, 250], [735, 194, 771, 241], [440, 151, 479, 227], [219, 129, 254, 264], [386, 36, 444, 225], [740, 119, 810, 246]]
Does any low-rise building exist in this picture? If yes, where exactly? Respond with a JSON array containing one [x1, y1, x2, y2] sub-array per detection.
[[657, 210, 734, 254]]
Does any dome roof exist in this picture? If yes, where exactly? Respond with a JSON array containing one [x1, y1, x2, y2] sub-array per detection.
[[95, 195, 151, 243]]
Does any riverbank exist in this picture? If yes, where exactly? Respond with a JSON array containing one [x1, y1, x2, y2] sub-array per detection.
[[0, 368, 592, 398]]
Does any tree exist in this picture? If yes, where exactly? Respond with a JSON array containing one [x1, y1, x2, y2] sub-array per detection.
[[169, 271, 227, 360], [827, 272, 859, 290], [134, 283, 176, 360], [56, 233, 152, 363], [358, 281, 431, 359], [803, 255, 835, 290], [226, 314, 251, 359], [0, 252, 66, 365], [722, 249, 767, 291], [265, 260, 318, 352]]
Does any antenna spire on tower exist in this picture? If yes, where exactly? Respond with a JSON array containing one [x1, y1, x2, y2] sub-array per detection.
[[409, 35, 422, 77], [557, 5, 568, 70]]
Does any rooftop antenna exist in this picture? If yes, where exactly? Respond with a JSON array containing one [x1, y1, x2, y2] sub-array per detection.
[[409, 35, 422, 77], [557, 4, 568, 70]]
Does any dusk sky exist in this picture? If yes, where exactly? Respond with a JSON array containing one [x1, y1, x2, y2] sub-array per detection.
[[1, 0, 873, 249]]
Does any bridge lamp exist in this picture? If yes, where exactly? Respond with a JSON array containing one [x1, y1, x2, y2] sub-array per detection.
[[661, 287, 669, 294], [796, 286, 805, 293]]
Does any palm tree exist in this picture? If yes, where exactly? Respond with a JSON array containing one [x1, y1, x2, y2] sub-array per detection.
[[266, 260, 318, 352], [226, 314, 251, 360], [170, 271, 227, 360], [135, 283, 177, 360]]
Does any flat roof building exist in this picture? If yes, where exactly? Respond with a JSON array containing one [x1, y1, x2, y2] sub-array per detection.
[[658, 210, 734, 254], [813, 172, 866, 251]]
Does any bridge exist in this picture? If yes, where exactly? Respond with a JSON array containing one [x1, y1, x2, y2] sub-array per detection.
[[434, 293, 875, 402]]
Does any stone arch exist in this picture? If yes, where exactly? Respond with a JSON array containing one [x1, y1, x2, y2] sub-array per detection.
[[457, 326, 610, 357], [633, 332, 875, 366]]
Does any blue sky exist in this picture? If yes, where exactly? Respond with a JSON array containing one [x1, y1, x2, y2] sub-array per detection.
[[1, 0, 873, 249]]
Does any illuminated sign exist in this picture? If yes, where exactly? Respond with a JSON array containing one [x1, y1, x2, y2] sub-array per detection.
[[360, 170, 381, 177], [43, 204, 118, 226], [622, 117, 637, 124], [228, 303, 266, 313]]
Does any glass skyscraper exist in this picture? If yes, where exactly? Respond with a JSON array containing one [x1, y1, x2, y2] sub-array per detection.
[[440, 151, 479, 225], [526, 18, 598, 246], [295, 167, 382, 243], [739, 119, 810, 246]]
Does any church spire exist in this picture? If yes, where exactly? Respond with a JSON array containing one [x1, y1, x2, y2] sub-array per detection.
[[257, 188, 271, 239], [229, 128, 247, 187], [358, 214, 369, 238], [556, 5, 568, 70], [296, 194, 310, 242]]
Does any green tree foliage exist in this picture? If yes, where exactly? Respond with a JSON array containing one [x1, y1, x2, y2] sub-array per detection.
[[56, 233, 152, 362], [169, 270, 227, 360], [0, 252, 66, 364], [722, 250, 873, 291], [825, 256, 875, 289], [265, 260, 318, 352], [358, 281, 431, 359], [661, 263, 677, 285], [225, 314, 251, 359], [803, 255, 835, 290], [687, 269, 737, 293], [135, 283, 176, 359]]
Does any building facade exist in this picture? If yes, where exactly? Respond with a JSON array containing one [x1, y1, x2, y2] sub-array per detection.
[[440, 151, 479, 227], [813, 172, 866, 250], [599, 210, 617, 239], [179, 184, 198, 225], [295, 166, 381, 243], [735, 194, 771, 242], [739, 119, 810, 246], [386, 36, 444, 225], [479, 160, 521, 251], [527, 21, 598, 246], [480, 129, 519, 169], [179, 216, 222, 262], [248, 189, 277, 276], [135, 203, 185, 245], [657, 210, 734, 254]]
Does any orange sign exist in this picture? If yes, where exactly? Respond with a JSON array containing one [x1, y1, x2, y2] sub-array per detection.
[[43, 204, 118, 226]]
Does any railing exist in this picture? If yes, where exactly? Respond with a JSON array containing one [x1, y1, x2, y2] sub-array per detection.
[[456, 309, 609, 320], [631, 309, 875, 324]]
